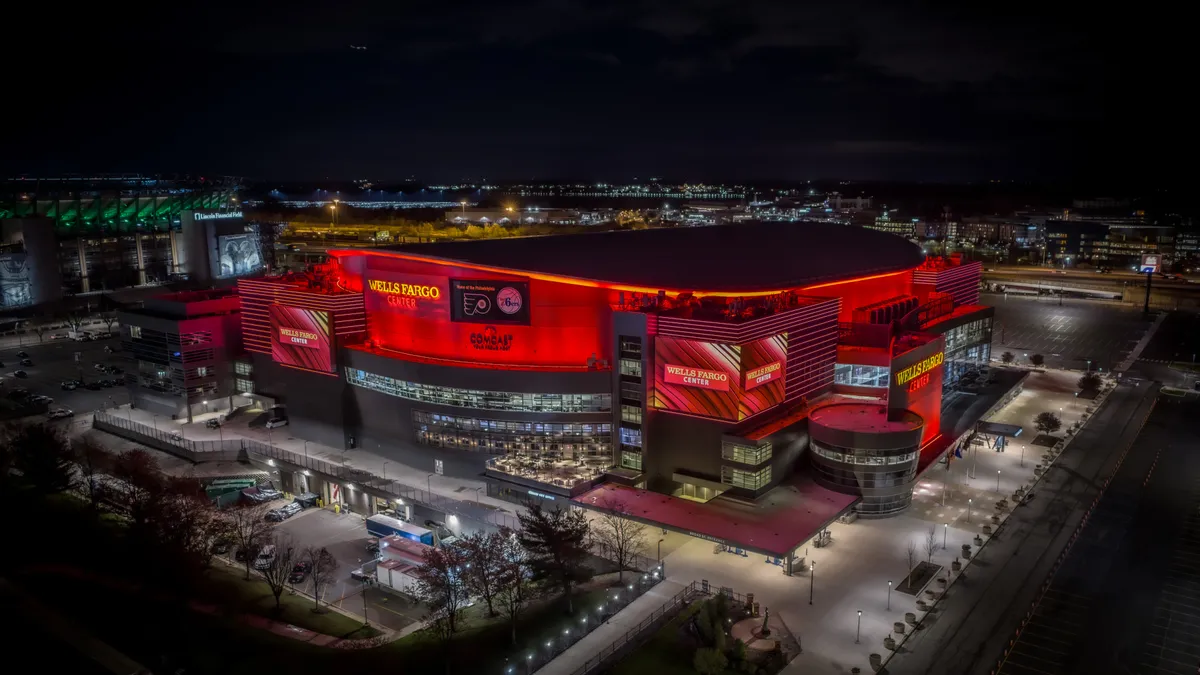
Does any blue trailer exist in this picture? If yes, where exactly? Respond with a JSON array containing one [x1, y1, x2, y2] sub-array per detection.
[[366, 514, 434, 545]]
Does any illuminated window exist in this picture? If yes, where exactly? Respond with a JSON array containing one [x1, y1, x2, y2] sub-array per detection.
[[235, 378, 254, 394], [619, 426, 642, 448], [196, 366, 209, 377], [129, 325, 142, 340], [834, 363, 889, 388], [619, 359, 643, 378], [620, 450, 643, 471], [721, 441, 772, 465], [346, 368, 610, 413], [720, 465, 772, 490], [413, 411, 611, 458], [621, 405, 642, 424], [234, 361, 254, 376]]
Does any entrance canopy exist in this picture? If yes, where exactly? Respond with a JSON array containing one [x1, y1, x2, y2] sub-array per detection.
[[976, 421, 1023, 437], [573, 477, 858, 558]]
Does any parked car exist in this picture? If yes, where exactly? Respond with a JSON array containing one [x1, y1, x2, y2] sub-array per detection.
[[206, 418, 222, 429], [293, 492, 319, 508], [99, 379, 115, 388], [93, 363, 107, 371], [253, 545, 277, 570], [104, 345, 115, 353], [234, 548, 250, 562], [211, 540, 231, 555], [350, 568, 371, 581], [85, 381, 104, 390], [19, 359, 33, 367], [265, 509, 287, 522], [265, 417, 289, 429], [16, 351, 28, 358], [47, 408, 75, 420], [61, 381, 78, 391], [13, 371, 27, 378], [32, 395, 53, 404], [288, 561, 311, 584]]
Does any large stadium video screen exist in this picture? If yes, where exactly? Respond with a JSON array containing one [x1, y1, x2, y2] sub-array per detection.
[[216, 233, 263, 278], [270, 305, 335, 373], [651, 334, 787, 421]]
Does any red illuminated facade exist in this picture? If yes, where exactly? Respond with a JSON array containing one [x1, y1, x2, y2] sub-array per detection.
[[237, 223, 992, 516]]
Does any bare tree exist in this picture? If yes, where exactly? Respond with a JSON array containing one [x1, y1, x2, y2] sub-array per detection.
[[495, 530, 533, 645], [304, 546, 338, 612], [590, 497, 649, 583], [415, 545, 470, 670], [101, 312, 118, 335], [459, 530, 504, 617], [906, 540, 918, 588], [259, 533, 299, 612], [74, 437, 109, 511], [923, 526, 938, 563], [226, 503, 274, 580], [32, 322, 49, 343]]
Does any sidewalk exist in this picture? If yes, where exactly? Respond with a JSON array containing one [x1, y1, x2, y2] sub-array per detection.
[[537, 580, 688, 675]]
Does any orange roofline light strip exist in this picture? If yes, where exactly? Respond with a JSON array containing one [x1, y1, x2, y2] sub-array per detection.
[[328, 249, 913, 298]]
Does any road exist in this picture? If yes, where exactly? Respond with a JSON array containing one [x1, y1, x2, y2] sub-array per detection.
[[883, 380, 1160, 675], [984, 265, 1198, 288], [992, 395, 1200, 675]]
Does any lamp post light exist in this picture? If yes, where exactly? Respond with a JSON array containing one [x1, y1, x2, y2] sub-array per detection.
[[887, 580, 892, 610], [943, 523, 948, 549], [1020, 443, 1025, 467], [996, 469, 1001, 492], [968, 498, 973, 524], [809, 561, 815, 605], [473, 487, 482, 504], [460, 201, 467, 218], [856, 610, 862, 644]]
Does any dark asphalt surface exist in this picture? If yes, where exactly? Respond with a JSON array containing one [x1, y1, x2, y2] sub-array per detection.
[[884, 380, 1160, 675], [996, 395, 1200, 675], [985, 294, 1154, 372]]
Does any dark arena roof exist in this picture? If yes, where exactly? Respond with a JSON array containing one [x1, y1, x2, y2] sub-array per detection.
[[385, 221, 924, 292]]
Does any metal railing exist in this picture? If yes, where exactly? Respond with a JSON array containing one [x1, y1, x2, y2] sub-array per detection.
[[92, 412, 520, 531], [557, 580, 753, 675]]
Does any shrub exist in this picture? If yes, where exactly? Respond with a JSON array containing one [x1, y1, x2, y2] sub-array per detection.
[[693, 648, 728, 675]]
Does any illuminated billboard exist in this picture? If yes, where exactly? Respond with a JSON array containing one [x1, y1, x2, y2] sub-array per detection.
[[651, 334, 787, 421], [364, 271, 449, 319], [451, 279, 531, 325], [270, 305, 335, 373], [216, 233, 263, 278]]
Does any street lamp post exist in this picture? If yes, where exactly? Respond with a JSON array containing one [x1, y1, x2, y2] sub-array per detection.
[[887, 580, 892, 610], [658, 538, 665, 562], [809, 561, 815, 605], [856, 610, 862, 644], [427, 473, 434, 498], [968, 498, 973, 524], [303, 440, 310, 461], [473, 487, 482, 504], [970, 442, 977, 479], [1020, 443, 1025, 467], [361, 578, 370, 627], [943, 523, 948, 549], [382, 461, 388, 481], [996, 469, 1001, 492]]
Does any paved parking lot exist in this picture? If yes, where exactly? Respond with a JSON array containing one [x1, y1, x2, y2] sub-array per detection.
[[272, 508, 422, 631], [986, 294, 1153, 371], [0, 335, 132, 425]]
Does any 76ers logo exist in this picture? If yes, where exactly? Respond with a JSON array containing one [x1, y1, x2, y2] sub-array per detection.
[[496, 287, 523, 315]]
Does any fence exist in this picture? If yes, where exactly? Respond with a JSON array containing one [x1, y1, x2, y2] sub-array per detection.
[[557, 580, 755, 675], [92, 412, 520, 532]]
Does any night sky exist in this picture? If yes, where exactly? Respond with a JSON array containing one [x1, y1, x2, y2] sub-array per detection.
[[3, 2, 1187, 184]]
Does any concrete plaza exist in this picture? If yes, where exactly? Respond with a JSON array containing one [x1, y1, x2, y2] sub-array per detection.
[[646, 368, 1110, 675]]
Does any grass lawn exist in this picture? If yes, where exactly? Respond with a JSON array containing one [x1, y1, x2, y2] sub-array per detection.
[[201, 564, 379, 638], [610, 600, 703, 675]]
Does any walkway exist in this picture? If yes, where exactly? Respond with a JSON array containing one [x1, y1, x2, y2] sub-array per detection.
[[537, 580, 688, 675]]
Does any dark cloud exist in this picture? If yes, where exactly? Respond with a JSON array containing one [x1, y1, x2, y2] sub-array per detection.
[[0, 0, 1188, 183]]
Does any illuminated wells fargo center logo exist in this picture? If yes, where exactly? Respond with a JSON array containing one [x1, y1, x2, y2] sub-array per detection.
[[469, 326, 513, 351], [367, 279, 442, 310], [664, 365, 731, 392], [279, 327, 320, 346], [894, 351, 944, 388], [743, 361, 783, 390]]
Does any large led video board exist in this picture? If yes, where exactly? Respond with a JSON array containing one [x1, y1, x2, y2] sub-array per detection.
[[450, 279, 531, 325], [270, 305, 335, 373], [651, 333, 787, 421]]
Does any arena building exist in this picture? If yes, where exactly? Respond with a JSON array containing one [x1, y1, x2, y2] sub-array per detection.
[[240, 223, 1000, 549]]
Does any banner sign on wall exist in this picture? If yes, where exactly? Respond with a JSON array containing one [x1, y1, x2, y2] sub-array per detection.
[[365, 271, 449, 317], [451, 279, 531, 325], [651, 333, 787, 421], [270, 304, 335, 373]]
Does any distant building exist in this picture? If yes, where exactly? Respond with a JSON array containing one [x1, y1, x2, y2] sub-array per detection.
[[868, 215, 917, 238], [1099, 225, 1175, 270], [1044, 221, 1107, 264], [826, 192, 873, 210], [443, 207, 600, 226]]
